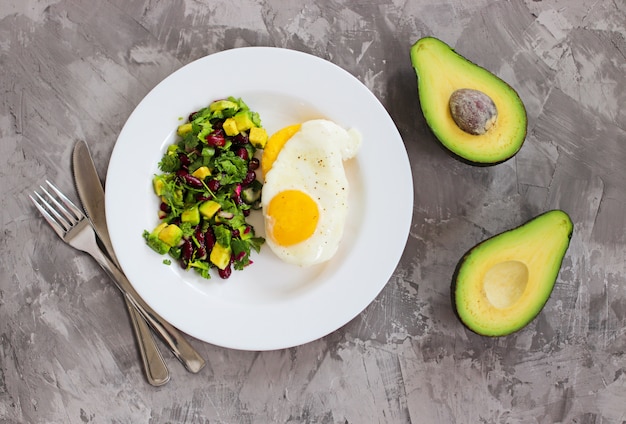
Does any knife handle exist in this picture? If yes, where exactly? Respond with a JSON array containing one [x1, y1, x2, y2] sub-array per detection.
[[91, 245, 206, 374]]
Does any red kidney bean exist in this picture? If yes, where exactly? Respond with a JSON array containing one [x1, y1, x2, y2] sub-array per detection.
[[183, 174, 203, 188], [234, 133, 249, 145], [243, 209, 251, 217], [218, 264, 232, 279], [195, 227, 205, 247], [205, 228, 215, 251], [248, 157, 260, 170], [194, 231, 206, 258], [176, 169, 188, 178], [235, 147, 249, 161], [206, 129, 225, 147], [179, 153, 191, 167], [207, 179, 220, 192], [181, 238, 193, 264], [159, 202, 170, 212], [241, 170, 256, 186]]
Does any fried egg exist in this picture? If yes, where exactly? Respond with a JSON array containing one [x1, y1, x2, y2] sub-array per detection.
[[261, 119, 361, 266]]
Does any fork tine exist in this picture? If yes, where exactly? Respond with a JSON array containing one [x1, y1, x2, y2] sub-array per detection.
[[29, 193, 66, 238], [39, 186, 76, 226], [34, 190, 72, 231], [45, 180, 84, 221]]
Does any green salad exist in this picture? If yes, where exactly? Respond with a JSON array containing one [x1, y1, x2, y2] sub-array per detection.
[[143, 97, 267, 279]]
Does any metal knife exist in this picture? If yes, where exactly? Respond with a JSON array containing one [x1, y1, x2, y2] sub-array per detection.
[[72, 141, 206, 376], [72, 140, 169, 386]]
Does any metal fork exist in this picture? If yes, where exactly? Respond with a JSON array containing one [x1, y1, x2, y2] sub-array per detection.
[[30, 181, 206, 375]]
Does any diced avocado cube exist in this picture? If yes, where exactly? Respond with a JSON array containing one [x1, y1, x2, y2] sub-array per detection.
[[153, 175, 167, 196], [144, 223, 170, 254], [148, 238, 169, 254], [158, 224, 183, 247], [249, 127, 268, 148], [181, 206, 200, 225], [223, 117, 239, 136], [177, 123, 193, 136], [210, 242, 231, 270], [152, 222, 168, 235], [234, 111, 254, 132], [209, 100, 238, 113], [191, 166, 212, 180], [199, 200, 221, 219]]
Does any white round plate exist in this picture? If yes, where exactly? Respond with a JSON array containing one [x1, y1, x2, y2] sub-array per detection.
[[106, 47, 413, 351]]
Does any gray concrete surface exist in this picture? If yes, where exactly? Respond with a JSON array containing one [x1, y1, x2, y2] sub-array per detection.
[[1, 0, 625, 423]]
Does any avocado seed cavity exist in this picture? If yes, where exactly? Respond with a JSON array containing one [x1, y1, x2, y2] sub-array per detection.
[[483, 260, 529, 309], [449, 88, 498, 135]]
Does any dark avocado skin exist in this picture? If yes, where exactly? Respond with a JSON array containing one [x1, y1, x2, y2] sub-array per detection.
[[451, 210, 574, 337], [410, 37, 528, 166]]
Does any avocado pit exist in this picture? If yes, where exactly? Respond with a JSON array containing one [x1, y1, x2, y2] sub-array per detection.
[[449, 88, 498, 135], [482, 260, 528, 309]]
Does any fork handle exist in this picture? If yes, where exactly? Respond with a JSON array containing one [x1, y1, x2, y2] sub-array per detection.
[[126, 299, 170, 385], [106, 240, 170, 384], [92, 249, 206, 374]]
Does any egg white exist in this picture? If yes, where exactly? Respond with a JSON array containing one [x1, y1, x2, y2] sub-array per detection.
[[261, 119, 361, 266]]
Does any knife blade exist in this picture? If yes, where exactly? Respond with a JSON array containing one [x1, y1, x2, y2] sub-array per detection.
[[72, 141, 120, 264], [72, 140, 206, 374], [72, 140, 170, 386]]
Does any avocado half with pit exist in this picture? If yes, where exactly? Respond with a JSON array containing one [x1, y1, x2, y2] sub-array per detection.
[[452, 210, 573, 336], [410, 37, 527, 165]]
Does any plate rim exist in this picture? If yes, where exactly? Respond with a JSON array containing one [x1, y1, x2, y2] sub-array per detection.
[[106, 46, 413, 350]]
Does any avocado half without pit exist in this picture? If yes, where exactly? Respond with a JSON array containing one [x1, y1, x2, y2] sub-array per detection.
[[452, 210, 573, 336], [410, 37, 528, 165]]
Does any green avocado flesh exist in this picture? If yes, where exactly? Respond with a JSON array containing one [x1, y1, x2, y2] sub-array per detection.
[[452, 210, 573, 336], [410, 37, 527, 164]]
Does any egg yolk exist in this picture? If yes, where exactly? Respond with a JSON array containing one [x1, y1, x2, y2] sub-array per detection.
[[267, 190, 319, 246], [261, 124, 302, 176]]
